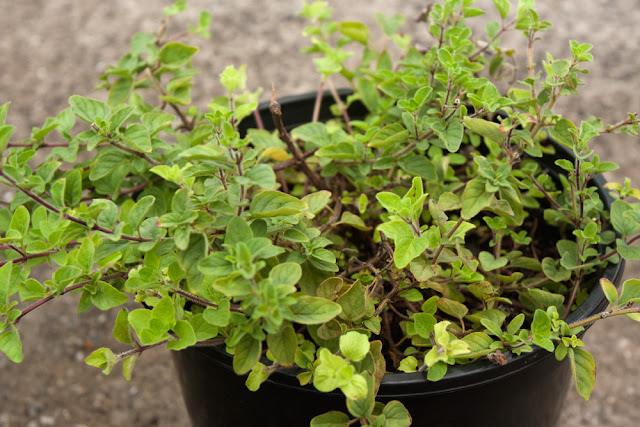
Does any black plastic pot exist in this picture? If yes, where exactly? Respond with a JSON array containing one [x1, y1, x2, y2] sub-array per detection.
[[172, 91, 625, 426]]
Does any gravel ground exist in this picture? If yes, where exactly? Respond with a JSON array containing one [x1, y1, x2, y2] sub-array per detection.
[[0, 1, 638, 426]]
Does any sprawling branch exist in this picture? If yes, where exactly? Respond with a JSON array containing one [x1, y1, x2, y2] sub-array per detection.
[[0, 170, 153, 243]]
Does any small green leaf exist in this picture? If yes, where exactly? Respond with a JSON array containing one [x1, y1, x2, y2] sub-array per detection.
[[128, 196, 156, 231], [339, 21, 369, 45], [618, 279, 640, 306], [267, 323, 297, 366], [478, 251, 508, 271], [493, 0, 511, 19], [461, 179, 493, 219], [600, 278, 618, 306], [113, 309, 132, 344], [568, 348, 596, 401], [250, 191, 307, 218], [310, 411, 350, 427], [0, 326, 22, 363], [77, 237, 95, 272], [85, 347, 116, 375], [339, 331, 370, 362], [167, 320, 197, 350], [121, 123, 152, 153], [158, 42, 199, 67], [9, 205, 29, 238], [289, 295, 342, 324], [233, 334, 261, 375], [108, 77, 134, 107], [69, 95, 110, 124], [269, 263, 302, 287], [246, 362, 270, 392], [380, 400, 412, 427], [91, 281, 128, 310]]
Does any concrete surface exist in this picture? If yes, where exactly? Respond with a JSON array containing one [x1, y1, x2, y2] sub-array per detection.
[[0, 1, 638, 425]]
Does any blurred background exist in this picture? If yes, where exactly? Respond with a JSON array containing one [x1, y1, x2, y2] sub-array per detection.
[[0, 1, 638, 425]]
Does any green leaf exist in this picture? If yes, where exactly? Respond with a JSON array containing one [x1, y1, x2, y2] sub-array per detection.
[[616, 239, 640, 261], [91, 281, 128, 310], [128, 196, 156, 231], [64, 168, 83, 206], [541, 257, 571, 282], [461, 179, 493, 219], [246, 362, 270, 392], [77, 237, 95, 272], [338, 212, 371, 231], [289, 295, 342, 324], [0, 326, 22, 363], [376, 13, 405, 37], [568, 348, 596, 401], [269, 263, 302, 287], [69, 95, 110, 124], [85, 347, 116, 375], [151, 296, 175, 329], [19, 278, 46, 301], [478, 251, 508, 271], [380, 400, 412, 427], [436, 298, 469, 320], [203, 299, 231, 326], [121, 124, 152, 153], [433, 121, 464, 152], [167, 320, 197, 350], [618, 279, 640, 306], [610, 200, 640, 238], [463, 117, 505, 143], [233, 334, 261, 375], [412, 312, 436, 339], [178, 144, 225, 162], [302, 191, 332, 215], [427, 360, 448, 381], [267, 323, 297, 366], [113, 309, 132, 344], [398, 356, 418, 373], [600, 278, 618, 306], [0, 125, 15, 152], [224, 216, 253, 246], [89, 148, 130, 181], [368, 124, 408, 148], [337, 281, 366, 321], [158, 42, 199, 67], [250, 191, 307, 218], [9, 205, 29, 238], [310, 411, 350, 427], [493, 0, 511, 19], [339, 331, 370, 362], [339, 21, 369, 45], [398, 155, 436, 180], [108, 77, 134, 107], [122, 354, 138, 381]]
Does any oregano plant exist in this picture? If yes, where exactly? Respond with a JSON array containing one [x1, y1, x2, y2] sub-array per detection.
[[1, 0, 640, 425]]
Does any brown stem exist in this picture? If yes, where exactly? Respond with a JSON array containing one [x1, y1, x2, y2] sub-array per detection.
[[312, 79, 325, 123], [269, 84, 328, 191], [14, 272, 128, 325], [0, 250, 59, 268], [110, 140, 161, 166], [272, 148, 319, 172], [171, 287, 242, 312], [327, 78, 352, 134], [0, 170, 153, 243]]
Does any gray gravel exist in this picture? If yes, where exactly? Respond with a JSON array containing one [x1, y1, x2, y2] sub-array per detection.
[[1, 1, 639, 425]]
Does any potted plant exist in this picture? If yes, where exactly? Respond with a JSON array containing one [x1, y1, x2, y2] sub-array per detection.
[[1, 0, 639, 425]]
